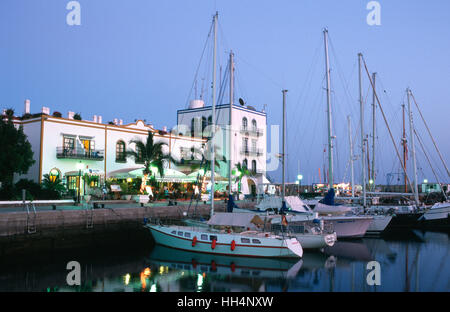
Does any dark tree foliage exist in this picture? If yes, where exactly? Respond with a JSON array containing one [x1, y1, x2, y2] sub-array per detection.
[[0, 112, 35, 197]]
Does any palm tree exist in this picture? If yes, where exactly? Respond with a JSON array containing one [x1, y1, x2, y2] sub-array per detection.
[[235, 161, 253, 194], [126, 131, 176, 193]]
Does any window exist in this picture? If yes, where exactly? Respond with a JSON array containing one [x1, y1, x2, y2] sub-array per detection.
[[252, 160, 257, 173], [191, 118, 195, 137], [81, 139, 92, 152], [243, 138, 248, 153], [177, 231, 183, 236], [184, 232, 191, 238], [116, 141, 126, 162], [241, 238, 250, 243], [243, 159, 248, 169], [252, 119, 257, 131], [242, 117, 248, 130], [201, 234, 208, 240], [135, 145, 144, 164], [252, 239, 261, 244], [208, 115, 212, 126], [201, 116, 207, 132], [63, 137, 75, 154], [171, 230, 176, 235], [67, 176, 78, 190], [210, 235, 218, 241]]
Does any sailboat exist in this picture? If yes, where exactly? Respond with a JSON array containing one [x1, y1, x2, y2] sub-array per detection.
[[147, 13, 303, 259]]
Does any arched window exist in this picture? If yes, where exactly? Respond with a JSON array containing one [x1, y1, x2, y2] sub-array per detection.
[[202, 116, 207, 137], [252, 119, 257, 131], [135, 145, 144, 164], [116, 140, 126, 162], [208, 115, 212, 125], [243, 159, 248, 169], [242, 117, 248, 130], [252, 160, 257, 173]]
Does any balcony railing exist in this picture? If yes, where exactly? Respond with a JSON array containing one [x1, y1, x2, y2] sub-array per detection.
[[240, 127, 263, 137], [56, 147, 104, 161], [240, 148, 263, 157]]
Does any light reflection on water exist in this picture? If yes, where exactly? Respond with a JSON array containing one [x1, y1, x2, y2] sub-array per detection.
[[0, 230, 448, 292]]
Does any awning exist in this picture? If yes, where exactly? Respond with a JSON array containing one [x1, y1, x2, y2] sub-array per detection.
[[207, 212, 264, 229], [107, 166, 194, 182]]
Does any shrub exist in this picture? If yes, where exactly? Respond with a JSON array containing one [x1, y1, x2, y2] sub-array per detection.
[[52, 111, 62, 117], [73, 113, 82, 120]]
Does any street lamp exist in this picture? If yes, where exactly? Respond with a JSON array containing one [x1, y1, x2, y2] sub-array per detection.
[[76, 161, 83, 204], [297, 174, 303, 194], [423, 179, 428, 184]]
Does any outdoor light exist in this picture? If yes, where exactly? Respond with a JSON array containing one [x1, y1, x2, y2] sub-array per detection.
[[76, 161, 84, 171], [369, 179, 374, 185], [295, 181, 299, 185], [423, 179, 428, 184], [297, 174, 303, 180], [127, 178, 133, 183]]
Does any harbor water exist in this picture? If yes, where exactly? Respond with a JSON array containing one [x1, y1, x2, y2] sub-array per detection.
[[0, 229, 448, 292]]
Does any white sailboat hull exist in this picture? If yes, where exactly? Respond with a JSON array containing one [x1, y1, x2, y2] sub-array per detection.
[[366, 215, 393, 234], [147, 225, 303, 258], [294, 232, 337, 249], [422, 202, 450, 221], [322, 216, 373, 238]]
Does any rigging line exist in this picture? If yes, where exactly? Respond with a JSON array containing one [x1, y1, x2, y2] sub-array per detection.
[[288, 49, 322, 136], [291, 73, 326, 165], [328, 35, 358, 112], [294, 35, 323, 107], [184, 21, 214, 108], [410, 91, 450, 178], [234, 54, 284, 89], [362, 56, 415, 194], [416, 126, 446, 183]]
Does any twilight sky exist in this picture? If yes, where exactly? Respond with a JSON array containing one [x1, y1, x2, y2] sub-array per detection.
[[1, 0, 449, 185]]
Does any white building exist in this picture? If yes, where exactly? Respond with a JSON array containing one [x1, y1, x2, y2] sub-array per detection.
[[9, 101, 206, 194], [177, 99, 267, 194]]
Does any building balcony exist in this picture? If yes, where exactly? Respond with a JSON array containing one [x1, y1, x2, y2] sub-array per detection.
[[240, 127, 263, 137], [240, 148, 263, 157], [56, 147, 104, 161]]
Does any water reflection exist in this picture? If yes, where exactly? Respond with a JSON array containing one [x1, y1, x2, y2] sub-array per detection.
[[0, 231, 448, 292]]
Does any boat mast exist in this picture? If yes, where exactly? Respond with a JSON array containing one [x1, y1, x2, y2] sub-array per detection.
[[348, 115, 355, 197], [402, 102, 408, 193], [358, 53, 367, 208], [407, 88, 420, 206], [228, 50, 234, 197], [282, 89, 288, 204], [323, 29, 334, 189], [371, 72, 376, 190], [210, 12, 218, 216]]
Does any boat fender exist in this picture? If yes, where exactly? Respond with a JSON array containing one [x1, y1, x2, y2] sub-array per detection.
[[211, 260, 217, 271], [211, 239, 217, 250], [231, 262, 236, 272], [231, 240, 236, 251], [192, 236, 197, 247], [192, 259, 197, 269]]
